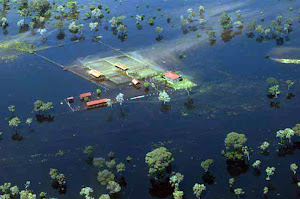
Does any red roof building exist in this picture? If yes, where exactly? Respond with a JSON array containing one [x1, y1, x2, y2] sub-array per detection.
[[163, 72, 182, 83], [86, 98, 108, 109], [80, 92, 92, 100], [132, 79, 141, 85], [67, 96, 74, 103]]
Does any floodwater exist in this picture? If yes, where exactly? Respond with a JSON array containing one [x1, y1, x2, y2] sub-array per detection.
[[0, 0, 299, 198]]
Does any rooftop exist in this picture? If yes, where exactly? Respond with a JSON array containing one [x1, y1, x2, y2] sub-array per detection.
[[86, 98, 108, 106], [115, 62, 128, 71], [89, 69, 104, 78], [164, 72, 181, 80], [80, 92, 92, 98], [132, 79, 141, 85]]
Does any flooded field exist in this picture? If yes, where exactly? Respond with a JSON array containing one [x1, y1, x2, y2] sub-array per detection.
[[0, 0, 299, 198]]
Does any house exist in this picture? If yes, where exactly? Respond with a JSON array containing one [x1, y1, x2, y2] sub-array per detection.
[[132, 79, 141, 85], [86, 98, 108, 109], [67, 96, 74, 103], [80, 92, 92, 100], [114, 62, 128, 71], [163, 72, 182, 83], [131, 79, 142, 88], [89, 69, 104, 78]]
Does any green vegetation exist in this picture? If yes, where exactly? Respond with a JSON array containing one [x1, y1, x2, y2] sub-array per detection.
[[286, 80, 294, 90], [97, 170, 115, 185], [266, 77, 278, 85], [269, 85, 281, 98], [145, 147, 174, 177], [158, 90, 170, 104], [169, 172, 184, 191], [49, 168, 67, 193], [83, 145, 94, 156], [201, 159, 214, 172], [193, 183, 206, 199], [8, 105, 15, 114], [33, 100, 53, 113], [258, 141, 270, 153], [9, 117, 21, 133], [290, 163, 298, 174], [0, 40, 39, 53], [220, 12, 232, 30], [223, 132, 248, 160], [234, 188, 245, 197], [276, 128, 295, 144], [168, 78, 196, 90], [265, 166, 275, 181], [96, 88, 101, 95]]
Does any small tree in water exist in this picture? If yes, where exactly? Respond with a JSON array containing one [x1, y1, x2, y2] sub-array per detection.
[[145, 147, 174, 178], [158, 90, 170, 104], [96, 88, 101, 96], [9, 117, 21, 134], [8, 105, 15, 117], [154, 27, 163, 41], [26, 118, 33, 130], [116, 93, 124, 105], [34, 100, 54, 122]]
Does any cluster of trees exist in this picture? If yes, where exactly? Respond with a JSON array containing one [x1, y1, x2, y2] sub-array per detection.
[[266, 77, 295, 108], [7, 99, 53, 141]]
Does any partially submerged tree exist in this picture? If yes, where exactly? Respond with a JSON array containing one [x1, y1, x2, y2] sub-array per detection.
[[268, 85, 281, 98], [54, 20, 65, 39], [286, 80, 294, 90], [158, 90, 170, 104], [201, 159, 214, 173], [145, 147, 174, 178], [265, 166, 275, 181], [33, 100, 53, 122], [223, 132, 248, 161], [89, 22, 98, 38], [49, 168, 67, 194], [234, 188, 244, 198], [116, 24, 127, 41], [115, 93, 124, 105], [9, 117, 21, 133], [154, 26, 163, 41], [68, 21, 84, 40], [8, 105, 15, 117], [193, 183, 206, 199], [220, 12, 232, 30], [25, 118, 33, 129]]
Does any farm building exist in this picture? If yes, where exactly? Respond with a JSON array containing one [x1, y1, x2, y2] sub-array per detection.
[[163, 72, 182, 83], [132, 79, 141, 85], [80, 92, 92, 100], [86, 98, 108, 109], [67, 96, 74, 103], [131, 79, 142, 88], [89, 69, 104, 78], [114, 62, 128, 71]]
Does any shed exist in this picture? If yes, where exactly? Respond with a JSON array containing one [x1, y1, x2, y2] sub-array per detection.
[[114, 62, 128, 71], [132, 79, 141, 85], [86, 98, 108, 109], [67, 96, 74, 103], [80, 92, 92, 100], [89, 69, 104, 78]]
